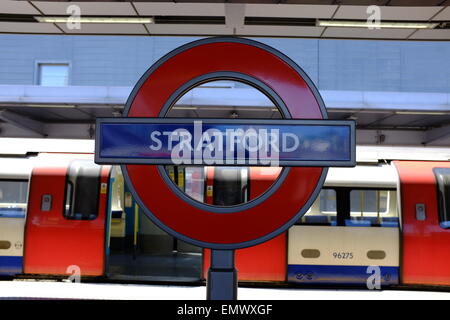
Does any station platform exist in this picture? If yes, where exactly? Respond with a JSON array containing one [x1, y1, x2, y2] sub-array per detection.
[[0, 280, 449, 300]]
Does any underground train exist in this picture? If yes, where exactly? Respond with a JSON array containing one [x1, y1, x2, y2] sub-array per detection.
[[0, 141, 449, 289]]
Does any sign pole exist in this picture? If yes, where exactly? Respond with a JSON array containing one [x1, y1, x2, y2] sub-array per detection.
[[206, 249, 237, 300]]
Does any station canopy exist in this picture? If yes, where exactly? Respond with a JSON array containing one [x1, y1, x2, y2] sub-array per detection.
[[0, 0, 449, 40]]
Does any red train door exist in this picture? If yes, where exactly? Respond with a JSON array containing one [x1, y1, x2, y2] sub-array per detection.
[[394, 160, 450, 286], [203, 167, 286, 283], [24, 157, 110, 277]]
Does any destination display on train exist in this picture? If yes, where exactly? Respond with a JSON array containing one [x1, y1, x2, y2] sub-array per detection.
[[95, 118, 355, 167]]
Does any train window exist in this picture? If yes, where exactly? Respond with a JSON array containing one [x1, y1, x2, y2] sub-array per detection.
[[350, 190, 388, 215], [162, 79, 283, 207], [299, 189, 337, 226], [434, 168, 450, 229], [298, 188, 399, 227], [349, 190, 398, 227], [213, 167, 248, 206], [63, 160, 101, 220], [184, 167, 205, 202], [0, 180, 28, 218], [320, 189, 337, 213]]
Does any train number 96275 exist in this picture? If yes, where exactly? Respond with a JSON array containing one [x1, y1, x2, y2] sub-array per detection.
[[332, 252, 354, 259]]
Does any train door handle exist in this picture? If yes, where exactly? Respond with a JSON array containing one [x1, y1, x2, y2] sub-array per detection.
[[415, 203, 426, 221], [41, 194, 52, 212]]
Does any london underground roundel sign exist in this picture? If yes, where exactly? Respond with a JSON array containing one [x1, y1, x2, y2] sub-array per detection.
[[95, 37, 355, 250]]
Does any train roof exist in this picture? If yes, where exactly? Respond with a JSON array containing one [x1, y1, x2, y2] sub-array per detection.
[[0, 138, 94, 156], [325, 164, 398, 188], [0, 157, 34, 180], [356, 145, 450, 162]]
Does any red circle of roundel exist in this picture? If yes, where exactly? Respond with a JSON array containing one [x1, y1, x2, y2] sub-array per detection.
[[124, 38, 326, 249]]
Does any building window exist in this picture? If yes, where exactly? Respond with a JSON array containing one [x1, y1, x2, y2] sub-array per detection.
[[434, 168, 450, 229], [0, 180, 28, 218], [37, 63, 69, 86]]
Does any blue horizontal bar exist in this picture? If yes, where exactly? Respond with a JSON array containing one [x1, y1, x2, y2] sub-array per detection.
[[0, 208, 26, 219], [288, 264, 399, 286], [0, 256, 22, 275], [95, 118, 355, 167]]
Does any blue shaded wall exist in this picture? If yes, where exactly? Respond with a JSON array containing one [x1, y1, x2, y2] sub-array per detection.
[[1, 34, 449, 93]]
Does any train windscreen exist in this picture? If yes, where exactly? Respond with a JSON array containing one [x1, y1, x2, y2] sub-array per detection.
[[64, 160, 102, 220]]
